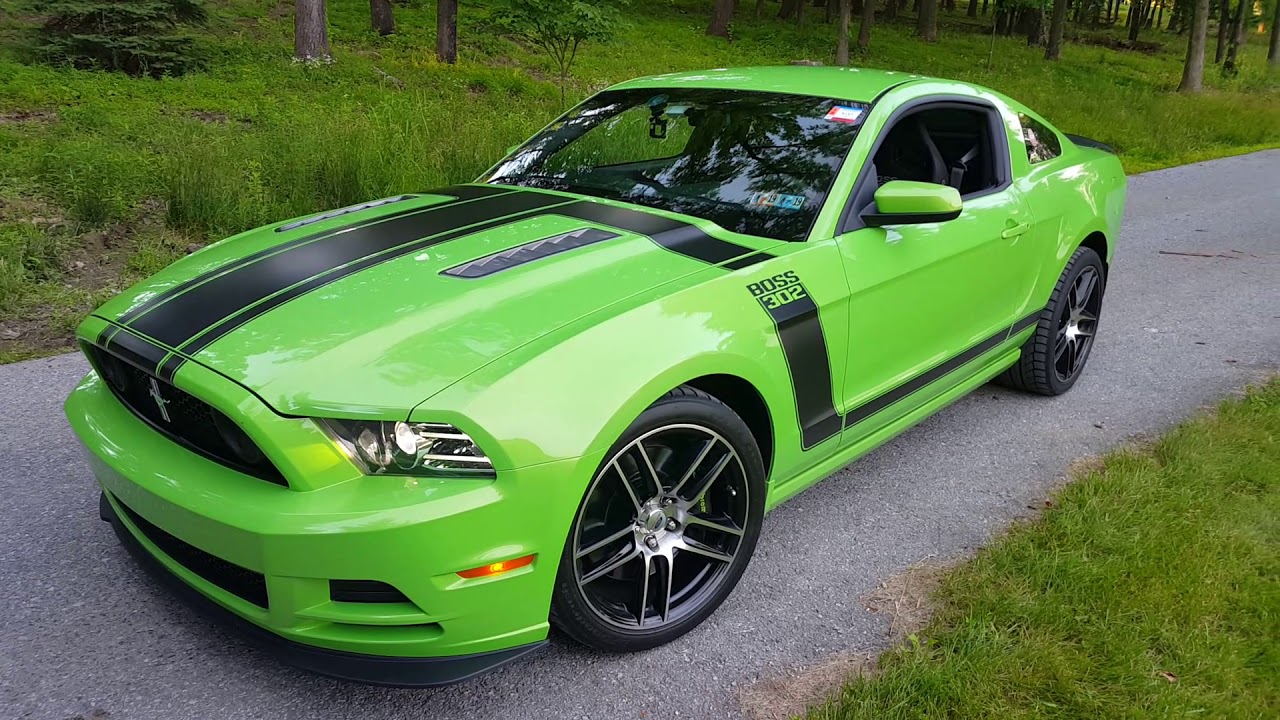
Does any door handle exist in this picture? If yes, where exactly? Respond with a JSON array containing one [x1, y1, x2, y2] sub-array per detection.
[[1001, 222, 1030, 239]]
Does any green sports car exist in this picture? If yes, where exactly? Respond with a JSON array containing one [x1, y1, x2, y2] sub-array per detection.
[[65, 66, 1125, 685]]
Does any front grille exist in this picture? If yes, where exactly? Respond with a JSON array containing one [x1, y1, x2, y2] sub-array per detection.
[[330, 579, 411, 604], [115, 496, 268, 609], [86, 343, 286, 486]]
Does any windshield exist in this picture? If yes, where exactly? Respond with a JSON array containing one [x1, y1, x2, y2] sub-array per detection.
[[483, 88, 870, 242]]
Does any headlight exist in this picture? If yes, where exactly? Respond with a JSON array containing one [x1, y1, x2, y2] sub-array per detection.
[[321, 419, 495, 478]]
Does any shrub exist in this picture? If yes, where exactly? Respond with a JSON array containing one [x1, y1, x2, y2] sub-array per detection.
[[34, 0, 208, 78]]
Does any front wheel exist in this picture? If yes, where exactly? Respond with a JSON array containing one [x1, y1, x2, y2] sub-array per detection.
[[998, 245, 1105, 395], [550, 387, 765, 653]]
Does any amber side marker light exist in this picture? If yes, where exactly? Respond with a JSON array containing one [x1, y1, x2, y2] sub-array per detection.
[[457, 554, 535, 579]]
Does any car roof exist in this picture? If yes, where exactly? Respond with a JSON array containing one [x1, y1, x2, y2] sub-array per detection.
[[609, 65, 935, 103]]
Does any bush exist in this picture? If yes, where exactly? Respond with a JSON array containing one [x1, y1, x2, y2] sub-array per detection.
[[34, 0, 207, 78]]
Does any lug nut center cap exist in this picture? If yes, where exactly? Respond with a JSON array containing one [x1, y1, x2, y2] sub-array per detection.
[[638, 505, 666, 533]]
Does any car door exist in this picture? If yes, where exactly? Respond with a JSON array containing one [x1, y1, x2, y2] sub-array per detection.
[[832, 100, 1034, 442]]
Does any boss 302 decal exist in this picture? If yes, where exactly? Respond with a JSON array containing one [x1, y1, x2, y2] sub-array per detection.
[[749, 272, 843, 450]]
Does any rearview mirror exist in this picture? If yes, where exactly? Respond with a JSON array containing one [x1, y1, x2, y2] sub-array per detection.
[[862, 180, 962, 227]]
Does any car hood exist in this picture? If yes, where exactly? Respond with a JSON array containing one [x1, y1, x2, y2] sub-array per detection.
[[90, 185, 767, 416]]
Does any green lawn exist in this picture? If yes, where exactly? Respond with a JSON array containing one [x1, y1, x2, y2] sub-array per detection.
[[812, 379, 1280, 719], [0, 1, 1277, 361]]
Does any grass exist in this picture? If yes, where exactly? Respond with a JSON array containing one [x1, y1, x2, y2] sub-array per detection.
[[810, 379, 1280, 719], [0, 1, 1277, 360]]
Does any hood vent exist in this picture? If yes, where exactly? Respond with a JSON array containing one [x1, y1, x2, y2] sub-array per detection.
[[275, 195, 417, 233], [442, 227, 619, 279]]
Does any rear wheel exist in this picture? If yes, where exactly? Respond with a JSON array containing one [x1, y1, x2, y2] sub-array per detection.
[[998, 245, 1105, 395], [550, 387, 765, 652]]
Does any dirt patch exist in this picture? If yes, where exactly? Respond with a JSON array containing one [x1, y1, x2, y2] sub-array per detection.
[[0, 194, 185, 362], [862, 558, 956, 643], [0, 109, 56, 125], [739, 651, 874, 720]]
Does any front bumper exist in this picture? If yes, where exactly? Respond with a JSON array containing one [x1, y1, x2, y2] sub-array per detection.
[[66, 369, 602, 685], [99, 492, 544, 686]]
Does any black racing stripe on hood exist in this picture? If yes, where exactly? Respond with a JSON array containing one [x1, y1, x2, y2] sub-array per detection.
[[114, 184, 509, 326], [127, 189, 564, 350], [97, 325, 170, 375], [168, 195, 580, 367], [554, 202, 775, 268]]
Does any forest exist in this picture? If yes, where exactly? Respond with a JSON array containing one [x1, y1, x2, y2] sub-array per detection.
[[0, 0, 1276, 361]]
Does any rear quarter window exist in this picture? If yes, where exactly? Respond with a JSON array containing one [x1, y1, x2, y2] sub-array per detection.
[[1018, 113, 1061, 164]]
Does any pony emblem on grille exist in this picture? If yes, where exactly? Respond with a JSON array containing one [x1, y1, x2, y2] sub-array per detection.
[[148, 377, 172, 423]]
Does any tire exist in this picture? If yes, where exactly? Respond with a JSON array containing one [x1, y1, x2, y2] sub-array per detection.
[[997, 245, 1105, 396], [550, 386, 766, 653]]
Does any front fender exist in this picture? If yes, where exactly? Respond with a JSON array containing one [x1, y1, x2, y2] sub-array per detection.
[[411, 274, 799, 475]]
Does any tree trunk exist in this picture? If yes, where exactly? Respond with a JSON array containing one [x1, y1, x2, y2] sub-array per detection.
[[756, 0, 768, 18], [1221, 0, 1247, 74], [917, 0, 938, 40], [294, 0, 331, 62], [967, 0, 978, 17], [836, 0, 851, 62], [370, 0, 394, 36], [1045, 0, 1068, 58], [796, 0, 806, 23], [1270, 0, 1280, 66], [1128, 0, 1144, 40], [780, 0, 799, 19], [1214, 0, 1229, 61], [436, 0, 457, 64], [1155, 1, 1163, 28], [1027, 6, 1043, 44], [708, 0, 735, 36], [1178, 0, 1210, 91], [858, 0, 874, 48], [982, 0, 989, 15], [886, 0, 898, 18]]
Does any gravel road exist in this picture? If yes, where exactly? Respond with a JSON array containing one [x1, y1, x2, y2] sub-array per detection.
[[1, 149, 1276, 720]]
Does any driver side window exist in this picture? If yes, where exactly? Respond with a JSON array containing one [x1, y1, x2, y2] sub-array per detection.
[[872, 106, 1004, 197]]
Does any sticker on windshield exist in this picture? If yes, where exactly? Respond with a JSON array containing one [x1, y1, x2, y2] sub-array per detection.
[[824, 106, 864, 124], [748, 192, 807, 212]]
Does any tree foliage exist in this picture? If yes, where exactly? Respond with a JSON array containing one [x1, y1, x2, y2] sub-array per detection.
[[34, 0, 207, 77], [494, 0, 625, 105]]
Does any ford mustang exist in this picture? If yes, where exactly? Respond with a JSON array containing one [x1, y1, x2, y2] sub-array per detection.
[[65, 66, 1126, 686]]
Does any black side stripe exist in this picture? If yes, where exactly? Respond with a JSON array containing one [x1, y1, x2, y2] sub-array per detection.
[[1009, 308, 1041, 335], [114, 184, 509, 325], [757, 288, 1042, 450], [128, 190, 563, 349], [556, 202, 774, 269], [759, 289, 843, 450], [840, 309, 1042, 432]]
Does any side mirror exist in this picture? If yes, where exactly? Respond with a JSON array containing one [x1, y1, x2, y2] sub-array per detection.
[[861, 180, 962, 227]]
